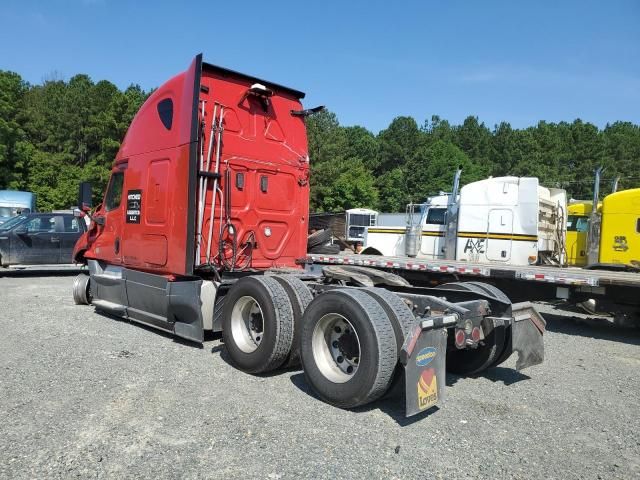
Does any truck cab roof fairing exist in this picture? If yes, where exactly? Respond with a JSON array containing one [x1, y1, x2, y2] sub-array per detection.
[[116, 56, 306, 164], [116, 55, 202, 162], [202, 62, 306, 100]]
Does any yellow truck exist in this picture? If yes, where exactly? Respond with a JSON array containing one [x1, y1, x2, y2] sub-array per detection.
[[597, 188, 640, 267], [566, 201, 596, 267], [567, 166, 639, 269], [569, 193, 640, 268]]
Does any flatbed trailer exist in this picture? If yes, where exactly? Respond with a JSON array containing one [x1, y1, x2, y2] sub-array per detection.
[[307, 253, 640, 322]]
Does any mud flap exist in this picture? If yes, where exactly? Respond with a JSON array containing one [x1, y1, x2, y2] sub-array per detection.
[[509, 302, 546, 371], [400, 324, 448, 417], [168, 279, 204, 343]]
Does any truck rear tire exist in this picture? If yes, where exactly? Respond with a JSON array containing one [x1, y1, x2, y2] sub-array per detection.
[[359, 247, 382, 256], [307, 229, 332, 249], [360, 287, 415, 351], [272, 275, 313, 367], [441, 282, 506, 375], [221, 276, 294, 374], [462, 281, 511, 303], [72, 274, 92, 305], [300, 288, 397, 409], [309, 243, 340, 254]]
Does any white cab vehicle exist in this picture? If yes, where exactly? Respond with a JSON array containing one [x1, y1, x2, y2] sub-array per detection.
[[345, 208, 378, 243], [362, 174, 567, 266], [363, 194, 450, 259], [455, 177, 566, 265]]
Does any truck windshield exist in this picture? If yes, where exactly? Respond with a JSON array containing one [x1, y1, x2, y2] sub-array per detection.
[[349, 213, 375, 226], [0, 207, 14, 217], [567, 215, 589, 232], [0, 214, 28, 230], [425, 208, 447, 225], [105, 172, 125, 211]]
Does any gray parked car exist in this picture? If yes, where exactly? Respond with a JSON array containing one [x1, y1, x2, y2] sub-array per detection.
[[0, 213, 87, 266]]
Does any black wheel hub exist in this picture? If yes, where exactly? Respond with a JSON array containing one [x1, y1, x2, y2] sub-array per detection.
[[337, 330, 359, 359], [250, 312, 263, 333]]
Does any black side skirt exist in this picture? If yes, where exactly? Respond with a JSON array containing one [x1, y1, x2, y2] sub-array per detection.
[[88, 260, 204, 343]]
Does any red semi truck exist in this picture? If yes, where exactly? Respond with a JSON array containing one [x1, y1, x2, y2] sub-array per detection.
[[71, 55, 545, 417]]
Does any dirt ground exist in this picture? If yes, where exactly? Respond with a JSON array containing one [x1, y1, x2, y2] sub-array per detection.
[[1, 272, 639, 479]]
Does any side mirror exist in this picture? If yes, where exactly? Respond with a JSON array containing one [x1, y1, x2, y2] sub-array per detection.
[[78, 182, 93, 212], [14, 225, 28, 235]]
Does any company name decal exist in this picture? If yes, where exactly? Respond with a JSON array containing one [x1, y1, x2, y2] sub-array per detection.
[[613, 235, 629, 252], [415, 347, 437, 367], [417, 368, 438, 410], [126, 189, 142, 224]]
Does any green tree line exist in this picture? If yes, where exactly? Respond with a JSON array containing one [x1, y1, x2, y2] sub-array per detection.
[[307, 111, 640, 212], [1, 70, 639, 212], [0, 71, 147, 210]]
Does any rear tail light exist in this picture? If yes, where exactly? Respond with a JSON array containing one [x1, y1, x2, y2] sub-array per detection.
[[471, 326, 481, 342], [455, 329, 466, 347]]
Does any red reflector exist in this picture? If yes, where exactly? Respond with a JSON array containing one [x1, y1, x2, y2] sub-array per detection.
[[471, 327, 481, 342], [405, 325, 422, 357], [455, 329, 465, 347]]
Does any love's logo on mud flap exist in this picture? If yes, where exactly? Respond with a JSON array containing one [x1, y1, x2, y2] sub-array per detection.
[[415, 347, 437, 367], [417, 368, 438, 411]]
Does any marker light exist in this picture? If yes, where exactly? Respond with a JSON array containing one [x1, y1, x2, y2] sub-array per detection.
[[464, 319, 473, 335]]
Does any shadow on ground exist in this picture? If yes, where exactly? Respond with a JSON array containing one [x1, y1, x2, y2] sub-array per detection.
[[287, 367, 527, 427], [0, 268, 82, 278], [446, 367, 530, 387], [541, 310, 640, 346], [94, 309, 207, 349], [288, 371, 442, 426]]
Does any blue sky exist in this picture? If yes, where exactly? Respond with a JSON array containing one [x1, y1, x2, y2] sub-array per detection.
[[1, 0, 638, 133]]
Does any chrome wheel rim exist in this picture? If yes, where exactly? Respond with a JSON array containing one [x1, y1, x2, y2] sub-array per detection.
[[230, 296, 264, 353], [311, 313, 361, 383]]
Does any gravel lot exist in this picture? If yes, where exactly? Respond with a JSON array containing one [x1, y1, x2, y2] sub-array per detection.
[[1, 273, 639, 479]]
